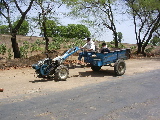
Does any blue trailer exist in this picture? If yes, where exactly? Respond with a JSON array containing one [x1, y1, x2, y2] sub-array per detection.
[[32, 47, 130, 80], [80, 48, 130, 75]]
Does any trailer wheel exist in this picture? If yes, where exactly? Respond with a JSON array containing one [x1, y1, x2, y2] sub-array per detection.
[[91, 66, 101, 71], [114, 59, 126, 76], [54, 65, 69, 81]]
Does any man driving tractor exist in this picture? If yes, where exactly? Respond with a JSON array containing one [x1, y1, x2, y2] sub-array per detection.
[[77, 38, 95, 64]]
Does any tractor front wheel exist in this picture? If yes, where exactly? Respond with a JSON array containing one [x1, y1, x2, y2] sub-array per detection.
[[114, 59, 126, 76], [54, 65, 69, 81]]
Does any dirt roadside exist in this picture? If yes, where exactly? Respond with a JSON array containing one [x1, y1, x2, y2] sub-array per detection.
[[0, 58, 160, 101]]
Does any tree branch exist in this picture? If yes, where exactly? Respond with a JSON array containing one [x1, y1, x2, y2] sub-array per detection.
[[142, 12, 160, 43], [14, 0, 23, 14], [14, 0, 34, 31]]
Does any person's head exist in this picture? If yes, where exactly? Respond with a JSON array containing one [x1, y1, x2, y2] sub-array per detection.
[[102, 42, 106, 47], [87, 38, 91, 42]]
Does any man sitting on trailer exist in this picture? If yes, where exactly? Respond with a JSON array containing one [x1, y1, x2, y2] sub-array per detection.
[[100, 42, 110, 53], [77, 38, 95, 64]]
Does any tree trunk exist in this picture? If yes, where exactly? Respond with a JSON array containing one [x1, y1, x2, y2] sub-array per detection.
[[42, 17, 49, 52], [137, 42, 142, 54], [11, 32, 20, 58], [114, 32, 118, 48], [45, 36, 49, 52]]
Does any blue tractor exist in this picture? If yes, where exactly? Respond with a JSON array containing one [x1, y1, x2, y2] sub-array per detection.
[[32, 47, 130, 80]]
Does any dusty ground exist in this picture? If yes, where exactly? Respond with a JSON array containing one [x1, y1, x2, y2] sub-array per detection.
[[0, 57, 160, 101]]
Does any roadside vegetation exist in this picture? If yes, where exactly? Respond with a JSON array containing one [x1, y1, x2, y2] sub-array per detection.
[[0, 0, 159, 59]]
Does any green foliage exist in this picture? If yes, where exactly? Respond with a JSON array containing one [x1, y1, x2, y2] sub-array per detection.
[[150, 36, 160, 46], [45, 20, 57, 37], [30, 43, 42, 53], [136, 0, 160, 11], [130, 46, 137, 51], [45, 20, 91, 39], [0, 25, 9, 34], [13, 20, 29, 36], [145, 46, 155, 53], [107, 41, 126, 49], [35, 39, 45, 46], [117, 32, 123, 43], [30, 39, 44, 54], [48, 37, 85, 51], [7, 48, 13, 59], [110, 40, 115, 44], [0, 44, 7, 55], [107, 42, 115, 48], [20, 41, 30, 58], [66, 24, 91, 39], [118, 43, 126, 49]]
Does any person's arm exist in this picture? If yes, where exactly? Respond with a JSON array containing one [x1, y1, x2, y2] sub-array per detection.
[[81, 43, 87, 49]]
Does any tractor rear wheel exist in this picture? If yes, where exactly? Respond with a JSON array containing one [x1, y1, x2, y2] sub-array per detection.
[[54, 65, 69, 81], [91, 66, 101, 71], [114, 59, 126, 76]]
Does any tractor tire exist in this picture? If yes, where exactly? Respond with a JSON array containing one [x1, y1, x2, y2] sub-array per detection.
[[91, 66, 101, 71], [54, 65, 69, 81], [114, 59, 126, 76]]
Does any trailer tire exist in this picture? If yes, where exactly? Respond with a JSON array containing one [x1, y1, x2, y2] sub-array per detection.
[[54, 65, 69, 81], [114, 59, 126, 76], [91, 66, 101, 71]]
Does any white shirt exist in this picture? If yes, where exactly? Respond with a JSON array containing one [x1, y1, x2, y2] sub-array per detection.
[[82, 40, 95, 51]]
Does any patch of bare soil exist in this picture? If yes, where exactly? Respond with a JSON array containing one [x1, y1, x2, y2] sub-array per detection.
[[0, 56, 160, 101]]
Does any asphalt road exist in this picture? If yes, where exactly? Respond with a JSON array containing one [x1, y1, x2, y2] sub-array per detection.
[[0, 69, 160, 120]]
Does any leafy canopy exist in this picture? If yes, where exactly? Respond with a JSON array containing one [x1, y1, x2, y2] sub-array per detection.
[[45, 20, 91, 39]]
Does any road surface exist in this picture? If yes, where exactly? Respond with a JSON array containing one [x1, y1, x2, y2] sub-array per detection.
[[0, 69, 160, 120]]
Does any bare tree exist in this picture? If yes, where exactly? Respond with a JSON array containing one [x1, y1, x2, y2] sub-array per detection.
[[0, 0, 34, 58], [126, 0, 160, 55]]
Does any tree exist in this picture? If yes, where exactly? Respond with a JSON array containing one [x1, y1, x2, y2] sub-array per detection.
[[64, 0, 119, 48], [66, 24, 91, 39], [126, 0, 160, 55], [0, 0, 34, 58], [13, 20, 29, 36], [45, 20, 91, 39], [35, 0, 62, 52]]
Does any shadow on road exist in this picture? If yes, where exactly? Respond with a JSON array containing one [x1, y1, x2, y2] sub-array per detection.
[[73, 69, 117, 77], [29, 78, 57, 83]]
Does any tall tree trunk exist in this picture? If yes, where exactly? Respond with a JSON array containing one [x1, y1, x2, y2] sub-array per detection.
[[44, 36, 49, 52], [42, 18, 49, 52], [115, 34, 118, 48], [113, 31, 118, 48], [11, 32, 20, 58], [137, 42, 142, 54]]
